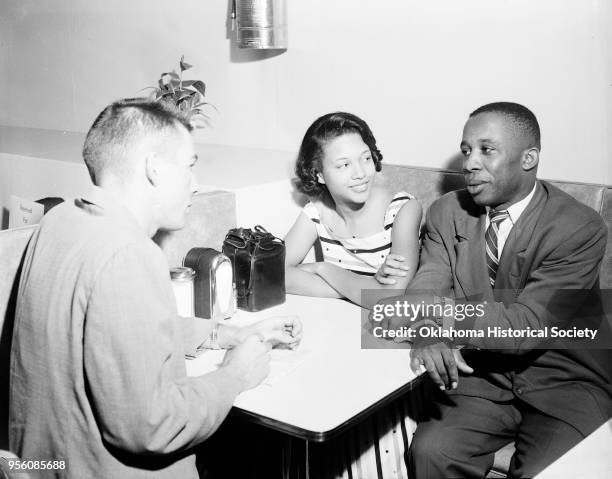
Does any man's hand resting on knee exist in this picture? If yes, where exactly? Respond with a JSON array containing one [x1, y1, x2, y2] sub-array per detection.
[[410, 340, 473, 391]]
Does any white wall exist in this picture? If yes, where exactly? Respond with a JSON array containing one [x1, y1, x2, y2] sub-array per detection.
[[1, 0, 610, 184], [0, 153, 92, 228]]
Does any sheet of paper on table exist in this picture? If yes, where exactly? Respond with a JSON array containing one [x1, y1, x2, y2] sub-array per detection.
[[186, 347, 313, 387]]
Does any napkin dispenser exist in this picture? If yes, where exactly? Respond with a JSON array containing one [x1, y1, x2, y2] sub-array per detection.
[[184, 247, 236, 320]]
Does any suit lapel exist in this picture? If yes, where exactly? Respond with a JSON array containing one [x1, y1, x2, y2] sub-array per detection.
[[496, 182, 547, 289], [453, 203, 489, 298]]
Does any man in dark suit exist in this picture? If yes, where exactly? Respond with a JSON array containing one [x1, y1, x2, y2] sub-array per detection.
[[385, 102, 611, 478]]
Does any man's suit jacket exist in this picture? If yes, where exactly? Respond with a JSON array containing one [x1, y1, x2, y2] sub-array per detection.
[[408, 180, 611, 436]]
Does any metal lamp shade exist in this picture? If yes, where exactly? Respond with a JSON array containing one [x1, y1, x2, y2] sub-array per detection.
[[235, 0, 287, 49]]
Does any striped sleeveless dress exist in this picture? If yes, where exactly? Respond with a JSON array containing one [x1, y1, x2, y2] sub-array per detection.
[[303, 191, 415, 276], [303, 191, 418, 479]]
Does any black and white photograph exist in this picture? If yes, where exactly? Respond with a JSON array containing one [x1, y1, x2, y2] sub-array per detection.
[[0, 1, 610, 478]]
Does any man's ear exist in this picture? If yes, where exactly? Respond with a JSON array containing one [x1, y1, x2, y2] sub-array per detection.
[[145, 153, 162, 186], [521, 148, 539, 171]]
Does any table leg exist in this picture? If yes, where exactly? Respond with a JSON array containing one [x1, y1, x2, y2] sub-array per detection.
[[281, 436, 310, 479], [281, 435, 291, 479], [304, 439, 309, 479]]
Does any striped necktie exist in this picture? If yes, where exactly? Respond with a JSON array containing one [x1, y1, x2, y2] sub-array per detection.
[[485, 209, 510, 287]]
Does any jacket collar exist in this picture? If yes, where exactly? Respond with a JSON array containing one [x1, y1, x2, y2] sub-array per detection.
[[452, 181, 547, 296], [77, 186, 144, 233], [495, 182, 547, 287], [453, 193, 487, 297]]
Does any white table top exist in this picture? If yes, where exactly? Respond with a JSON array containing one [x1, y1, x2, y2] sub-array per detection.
[[186, 295, 421, 441]]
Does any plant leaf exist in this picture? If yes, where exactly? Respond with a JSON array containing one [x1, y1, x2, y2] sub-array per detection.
[[193, 102, 219, 113], [190, 80, 206, 98], [168, 71, 180, 80], [149, 57, 212, 128], [160, 71, 180, 85], [160, 72, 180, 89], [191, 109, 212, 119], [180, 55, 193, 72], [176, 91, 195, 102]]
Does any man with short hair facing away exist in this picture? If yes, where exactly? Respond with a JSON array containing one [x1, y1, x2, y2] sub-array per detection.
[[9, 99, 302, 478]]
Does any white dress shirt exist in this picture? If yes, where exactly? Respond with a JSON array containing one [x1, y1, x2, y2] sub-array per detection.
[[486, 181, 538, 256]]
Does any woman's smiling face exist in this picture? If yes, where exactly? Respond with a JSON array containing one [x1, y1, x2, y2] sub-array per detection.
[[317, 132, 376, 206]]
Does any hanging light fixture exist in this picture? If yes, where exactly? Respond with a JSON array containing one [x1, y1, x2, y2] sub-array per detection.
[[232, 0, 287, 50]]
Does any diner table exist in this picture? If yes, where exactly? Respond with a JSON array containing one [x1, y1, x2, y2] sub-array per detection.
[[186, 294, 423, 477]]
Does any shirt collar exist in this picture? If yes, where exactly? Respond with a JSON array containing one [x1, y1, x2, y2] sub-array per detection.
[[78, 186, 143, 231], [487, 181, 538, 225]]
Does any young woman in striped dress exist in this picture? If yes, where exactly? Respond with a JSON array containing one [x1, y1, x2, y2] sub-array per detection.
[[284, 112, 423, 478], [285, 111, 422, 308]]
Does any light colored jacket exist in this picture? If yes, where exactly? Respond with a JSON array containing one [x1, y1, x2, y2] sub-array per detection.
[[10, 188, 242, 478]]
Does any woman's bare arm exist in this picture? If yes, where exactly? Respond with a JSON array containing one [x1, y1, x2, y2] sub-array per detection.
[[313, 200, 422, 308], [284, 212, 342, 298]]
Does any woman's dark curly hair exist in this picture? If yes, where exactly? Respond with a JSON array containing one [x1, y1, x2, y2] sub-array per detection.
[[295, 112, 383, 197]]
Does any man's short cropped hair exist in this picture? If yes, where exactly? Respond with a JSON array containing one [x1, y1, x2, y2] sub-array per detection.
[[82, 98, 192, 184], [295, 111, 383, 197], [470, 102, 541, 150]]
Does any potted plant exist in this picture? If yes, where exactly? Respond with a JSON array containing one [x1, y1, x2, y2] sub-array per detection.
[[147, 55, 213, 128]]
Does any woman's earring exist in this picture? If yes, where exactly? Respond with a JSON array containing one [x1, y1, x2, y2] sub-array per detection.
[[316, 172, 325, 184]]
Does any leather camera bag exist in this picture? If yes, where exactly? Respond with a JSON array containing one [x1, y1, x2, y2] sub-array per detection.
[[222, 225, 286, 312]]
